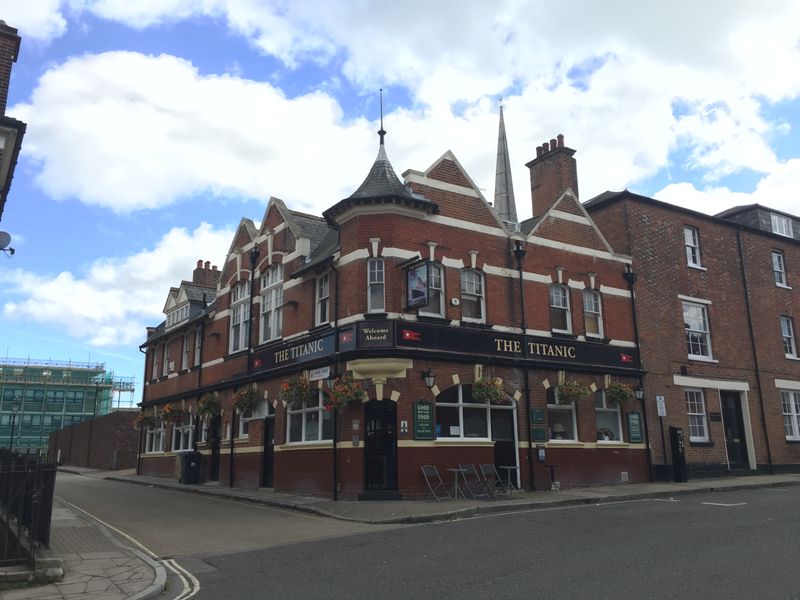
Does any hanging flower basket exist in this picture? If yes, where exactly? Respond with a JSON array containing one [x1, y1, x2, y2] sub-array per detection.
[[605, 382, 634, 407], [162, 404, 187, 424], [325, 374, 365, 409], [134, 412, 157, 430], [279, 374, 311, 407], [233, 385, 261, 414], [557, 379, 590, 405], [471, 377, 505, 404], [197, 392, 222, 419]]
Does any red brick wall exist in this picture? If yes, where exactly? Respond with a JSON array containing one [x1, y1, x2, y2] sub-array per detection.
[[49, 411, 139, 470]]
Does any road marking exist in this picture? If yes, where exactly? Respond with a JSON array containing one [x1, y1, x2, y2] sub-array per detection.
[[700, 502, 747, 507], [653, 498, 680, 502], [55, 496, 198, 598]]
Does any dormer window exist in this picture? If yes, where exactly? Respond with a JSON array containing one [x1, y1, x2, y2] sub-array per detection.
[[771, 213, 793, 237], [166, 304, 190, 328]]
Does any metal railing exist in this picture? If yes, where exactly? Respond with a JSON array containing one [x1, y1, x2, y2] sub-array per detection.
[[0, 450, 56, 567]]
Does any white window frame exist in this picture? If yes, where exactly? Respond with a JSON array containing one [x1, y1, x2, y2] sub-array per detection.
[[239, 409, 254, 438], [771, 213, 793, 237], [684, 225, 702, 267], [316, 273, 330, 326], [547, 388, 578, 441], [286, 390, 332, 443], [181, 332, 191, 370], [172, 413, 194, 451], [145, 420, 165, 453], [683, 301, 712, 359], [583, 289, 603, 338], [151, 347, 159, 380], [194, 329, 202, 367], [229, 280, 251, 353], [773, 250, 788, 287], [781, 315, 797, 358], [260, 264, 284, 343], [161, 343, 169, 377], [780, 390, 800, 441], [419, 263, 445, 318], [460, 269, 485, 323], [550, 284, 572, 333], [434, 384, 512, 440], [367, 258, 385, 313], [686, 388, 708, 442], [595, 390, 622, 442]]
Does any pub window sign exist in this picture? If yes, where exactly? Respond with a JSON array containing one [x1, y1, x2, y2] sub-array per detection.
[[407, 262, 429, 309]]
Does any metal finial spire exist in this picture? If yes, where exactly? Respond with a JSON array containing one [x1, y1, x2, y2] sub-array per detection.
[[378, 88, 386, 145]]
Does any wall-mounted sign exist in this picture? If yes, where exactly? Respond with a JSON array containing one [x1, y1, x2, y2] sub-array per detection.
[[532, 427, 546, 442], [531, 409, 545, 424], [627, 412, 644, 443], [407, 262, 429, 308], [709, 412, 722, 422], [656, 395, 666, 417], [309, 366, 330, 382], [358, 323, 393, 348], [413, 400, 434, 440]]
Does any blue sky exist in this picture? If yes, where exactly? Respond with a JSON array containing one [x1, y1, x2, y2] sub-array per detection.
[[1, 1, 799, 406]]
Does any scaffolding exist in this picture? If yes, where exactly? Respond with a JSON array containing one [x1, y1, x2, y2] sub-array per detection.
[[0, 357, 136, 456]]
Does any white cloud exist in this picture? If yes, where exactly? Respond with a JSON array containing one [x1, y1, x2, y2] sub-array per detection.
[[0, 0, 67, 42], [0, 223, 233, 346]]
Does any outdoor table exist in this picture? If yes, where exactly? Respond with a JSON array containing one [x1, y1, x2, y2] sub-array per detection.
[[446, 467, 467, 499], [499, 465, 519, 490]]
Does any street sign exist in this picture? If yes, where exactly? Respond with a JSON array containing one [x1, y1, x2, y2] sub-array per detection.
[[656, 395, 666, 417]]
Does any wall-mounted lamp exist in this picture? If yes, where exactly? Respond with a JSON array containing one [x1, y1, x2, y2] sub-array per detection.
[[326, 368, 339, 391], [421, 369, 436, 391], [513, 239, 527, 261], [623, 264, 637, 287], [634, 386, 644, 401]]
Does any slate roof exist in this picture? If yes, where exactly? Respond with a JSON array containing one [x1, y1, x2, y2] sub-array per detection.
[[291, 211, 330, 249], [291, 228, 340, 278]]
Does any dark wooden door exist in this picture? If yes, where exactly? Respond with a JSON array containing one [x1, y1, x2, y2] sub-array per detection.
[[720, 391, 748, 469], [209, 415, 221, 481], [364, 400, 397, 491]]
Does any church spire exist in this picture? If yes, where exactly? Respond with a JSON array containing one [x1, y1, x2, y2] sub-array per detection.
[[493, 99, 518, 224]]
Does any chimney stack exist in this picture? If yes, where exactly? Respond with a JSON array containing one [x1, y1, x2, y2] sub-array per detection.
[[192, 259, 222, 287], [525, 133, 578, 217]]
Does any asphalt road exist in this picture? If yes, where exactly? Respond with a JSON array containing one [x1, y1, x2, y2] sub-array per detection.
[[194, 487, 800, 600], [56, 474, 800, 600]]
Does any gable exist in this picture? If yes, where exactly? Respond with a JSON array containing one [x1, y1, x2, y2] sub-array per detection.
[[428, 158, 473, 188], [529, 191, 615, 254]]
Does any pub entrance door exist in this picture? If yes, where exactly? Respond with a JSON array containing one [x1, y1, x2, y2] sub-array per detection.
[[362, 399, 398, 498]]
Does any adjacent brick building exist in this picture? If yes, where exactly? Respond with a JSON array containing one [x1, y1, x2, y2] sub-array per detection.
[[587, 194, 800, 478], [138, 115, 648, 498]]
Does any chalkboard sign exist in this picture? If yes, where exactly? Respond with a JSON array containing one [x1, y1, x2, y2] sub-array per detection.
[[414, 400, 435, 440], [627, 412, 644, 443], [530, 409, 545, 424], [532, 427, 546, 442]]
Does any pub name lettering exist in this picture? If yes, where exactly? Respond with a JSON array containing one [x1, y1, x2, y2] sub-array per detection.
[[494, 338, 577, 359]]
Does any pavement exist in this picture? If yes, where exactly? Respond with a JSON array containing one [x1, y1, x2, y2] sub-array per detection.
[[4, 467, 800, 600]]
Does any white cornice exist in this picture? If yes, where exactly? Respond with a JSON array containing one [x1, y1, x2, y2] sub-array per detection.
[[404, 172, 482, 198]]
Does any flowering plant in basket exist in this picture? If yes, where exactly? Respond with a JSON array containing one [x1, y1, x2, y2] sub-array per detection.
[[325, 374, 365, 409], [162, 404, 187, 424], [471, 377, 505, 404], [605, 382, 634, 407], [134, 412, 157, 429], [233, 385, 260, 414], [279, 374, 311, 407], [197, 392, 222, 418], [557, 379, 590, 405]]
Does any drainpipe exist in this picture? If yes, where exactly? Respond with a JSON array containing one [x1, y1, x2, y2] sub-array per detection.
[[330, 258, 340, 501], [513, 240, 535, 491], [623, 264, 653, 482], [193, 298, 206, 452], [736, 228, 773, 472]]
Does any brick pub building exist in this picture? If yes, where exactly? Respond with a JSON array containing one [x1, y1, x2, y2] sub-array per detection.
[[138, 111, 649, 498]]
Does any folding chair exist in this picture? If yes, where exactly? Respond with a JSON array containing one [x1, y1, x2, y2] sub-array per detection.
[[421, 465, 452, 501], [480, 463, 513, 495], [458, 463, 492, 498]]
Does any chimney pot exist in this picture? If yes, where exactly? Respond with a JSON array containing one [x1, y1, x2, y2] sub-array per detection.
[[542, 142, 550, 152], [536, 146, 543, 157], [212, 265, 218, 271], [196, 259, 203, 268], [557, 134, 564, 148], [204, 260, 210, 269], [549, 138, 557, 149]]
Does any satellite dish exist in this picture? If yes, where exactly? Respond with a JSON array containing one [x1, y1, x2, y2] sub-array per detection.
[[0, 231, 10, 250]]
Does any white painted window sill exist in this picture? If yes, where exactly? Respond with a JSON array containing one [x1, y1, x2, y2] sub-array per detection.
[[688, 355, 718, 363]]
